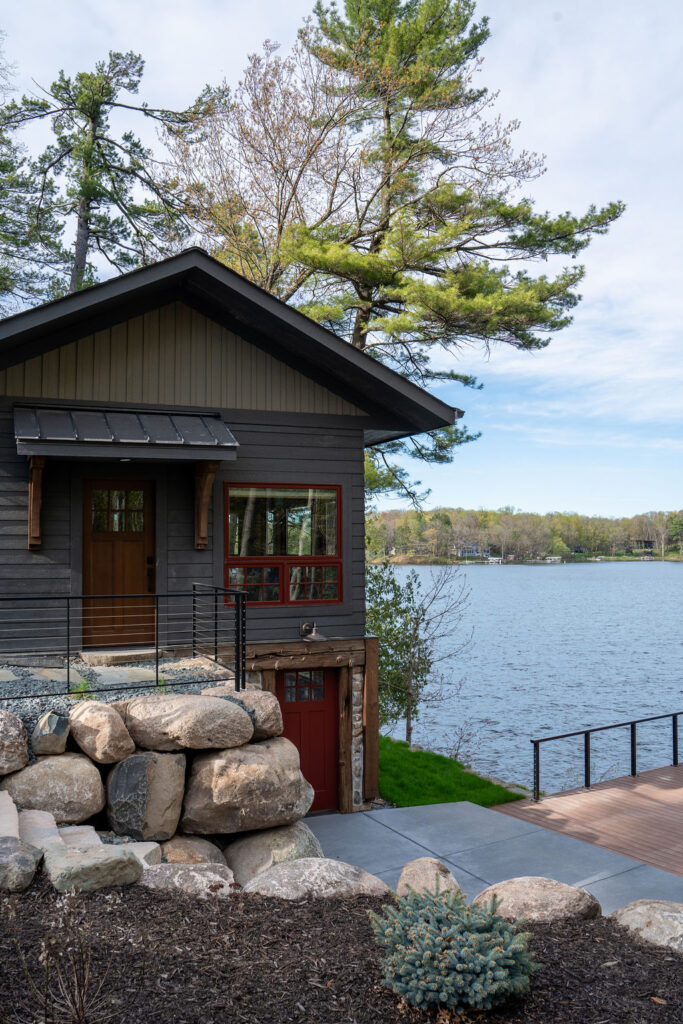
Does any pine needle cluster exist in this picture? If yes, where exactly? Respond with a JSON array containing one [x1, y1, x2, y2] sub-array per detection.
[[368, 887, 535, 1014]]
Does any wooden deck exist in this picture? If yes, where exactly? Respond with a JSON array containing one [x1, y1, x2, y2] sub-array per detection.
[[496, 764, 683, 877]]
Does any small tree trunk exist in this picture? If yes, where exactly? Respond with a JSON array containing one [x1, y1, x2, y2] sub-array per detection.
[[69, 197, 91, 293], [405, 685, 412, 745]]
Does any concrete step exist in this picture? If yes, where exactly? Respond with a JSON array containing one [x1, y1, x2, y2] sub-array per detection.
[[0, 791, 19, 840]]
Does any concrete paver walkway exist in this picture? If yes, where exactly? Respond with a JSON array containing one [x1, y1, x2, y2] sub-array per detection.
[[306, 801, 683, 914]]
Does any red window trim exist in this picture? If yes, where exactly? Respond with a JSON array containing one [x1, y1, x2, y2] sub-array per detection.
[[224, 482, 343, 606]]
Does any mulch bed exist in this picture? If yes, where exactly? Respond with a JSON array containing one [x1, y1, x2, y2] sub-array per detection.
[[0, 878, 680, 1024]]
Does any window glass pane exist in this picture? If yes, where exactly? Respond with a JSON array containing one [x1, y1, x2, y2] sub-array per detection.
[[92, 510, 108, 531], [284, 686, 296, 703], [246, 567, 262, 584], [246, 584, 261, 601], [92, 489, 108, 510], [111, 490, 126, 510], [128, 490, 144, 510], [308, 583, 321, 600], [312, 685, 324, 701], [110, 511, 125, 532], [284, 672, 297, 687], [297, 685, 309, 701], [323, 566, 337, 583], [289, 583, 305, 602], [312, 670, 324, 686], [298, 671, 311, 683], [228, 567, 245, 585], [227, 487, 337, 557], [263, 585, 280, 602], [128, 511, 144, 532], [322, 582, 338, 600], [264, 566, 279, 584]]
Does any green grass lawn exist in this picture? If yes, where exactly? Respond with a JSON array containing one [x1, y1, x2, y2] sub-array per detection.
[[378, 735, 524, 808]]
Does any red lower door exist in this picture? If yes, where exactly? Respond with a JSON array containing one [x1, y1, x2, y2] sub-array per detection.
[[276, 668, 339, 811]]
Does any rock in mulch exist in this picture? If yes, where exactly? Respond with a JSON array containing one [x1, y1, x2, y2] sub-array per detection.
[[161, 836, 226, 866], [30, 711, 70, 755], [202, 686, 283, 739], [0, 791, 19, 839], [396, 856, 459, 896], [0, 836, 41, 892], [58, 825, 103, 848], [18, 809, 60, 851], [223, 821, 323, 886], [114, 694, 253, 751], [43, 842, 143, 893], [611, 899, 683, 952], [243, 857, 389, 899], [181, 737, 313, 835], [0, 709, 28, 775], [473, 875, 602, 923], [107, 751, 186, 841], [0, 753, 105, 824], [138, 863, 236, 899], [69, 702, 135, 764]]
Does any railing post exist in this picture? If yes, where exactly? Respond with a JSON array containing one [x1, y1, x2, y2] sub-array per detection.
[[214, 586, 218, 663], [234, 591, 246, 692], [66, 597, 70, 691], [584, 732, 591, 789], [192, 584, 197, 659], [630, 721, 637, 776], [533, 741, 540, 801], [155, 593, 159, 687], [673, 714, 679, 767]]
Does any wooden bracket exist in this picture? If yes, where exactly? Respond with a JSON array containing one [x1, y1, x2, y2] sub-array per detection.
[[194, 461, 220, 550], [28, 456, 45, 550]]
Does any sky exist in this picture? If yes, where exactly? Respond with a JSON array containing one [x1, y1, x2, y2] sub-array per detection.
[[2, 1, 682, 517]]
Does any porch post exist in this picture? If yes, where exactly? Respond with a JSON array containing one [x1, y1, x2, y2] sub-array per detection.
[[27, 456, 45, 550]]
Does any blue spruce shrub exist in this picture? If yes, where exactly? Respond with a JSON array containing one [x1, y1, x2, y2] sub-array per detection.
[[368, 886, 535, 1013]]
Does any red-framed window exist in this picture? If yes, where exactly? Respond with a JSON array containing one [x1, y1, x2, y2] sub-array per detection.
[[224, 484, 342, 605]]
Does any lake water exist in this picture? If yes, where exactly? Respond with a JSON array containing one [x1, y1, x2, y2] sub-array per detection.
[[389, 562, 683, 794]]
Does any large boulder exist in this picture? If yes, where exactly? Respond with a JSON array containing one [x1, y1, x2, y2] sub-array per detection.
[[31, 711, 70, 756], [611, 900, 683, 953], [397, 857, 460, 897], [114, 694, 253, 751], [473, 876, 602, 923], [0, 790, 19, 838], [138, 863, 236, 899], [161, 836, 226, 866], [243, 858, 389, 899], [181, 737, 314, 835], [202, 687, 283, 740], [223, 821, 323, 887], [0, 709, 28, 775], [69, 702, 135, 764], [0, 837, 41, 892], [43, 842, 143, 893], [107, 751, 186, 841], [0, 754, 105, 824]]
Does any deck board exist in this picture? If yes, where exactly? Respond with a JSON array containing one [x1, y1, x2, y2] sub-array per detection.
[[495, 764, 683, 876]]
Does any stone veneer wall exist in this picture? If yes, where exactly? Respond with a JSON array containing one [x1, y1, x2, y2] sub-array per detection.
[[247, 668, 366, 811]]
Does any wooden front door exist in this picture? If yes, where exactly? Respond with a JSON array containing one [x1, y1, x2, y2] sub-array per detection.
[[82, 481, 155, 647], [276, 668, 339, 811]]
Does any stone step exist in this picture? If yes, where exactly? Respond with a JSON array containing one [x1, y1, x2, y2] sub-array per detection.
[[0, 791, 19, 840], [43, 843, 143, 893], [18, 809, 62, 852], [58, 825, 102, 849]]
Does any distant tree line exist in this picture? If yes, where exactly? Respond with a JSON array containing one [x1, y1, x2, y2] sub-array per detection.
[[367, 507, 683, 561]]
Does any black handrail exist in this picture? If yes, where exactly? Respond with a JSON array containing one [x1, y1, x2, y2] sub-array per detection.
[[531, 710, 681, 801]]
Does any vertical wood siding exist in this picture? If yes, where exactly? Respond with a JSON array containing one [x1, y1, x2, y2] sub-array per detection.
[[0, 302, 366, 417]]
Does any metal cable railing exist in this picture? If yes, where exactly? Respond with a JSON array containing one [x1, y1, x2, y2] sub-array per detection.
[[0, 584, 247, 699], [531, 710, 680, 800]]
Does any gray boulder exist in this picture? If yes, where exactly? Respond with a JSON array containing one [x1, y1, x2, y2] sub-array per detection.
[[243, 858, 389, 899], [0, 836, 41, 892], [0, 709, 28, 776], [611, 900, 683, 952], [202, 687, 283, 740], [31, 712, 70, 756], [397, 857, 459, 896], [0, 754, 105, 824], [107, 751, 186, 841], [138, 863, 236, 899], [69, 702, 135, 764], [473, 876, 601, 923], [43, 842, 143, 893], [224, 821, 323, 886], [114, 694, 253, 751], [181, 737, 314, 835]]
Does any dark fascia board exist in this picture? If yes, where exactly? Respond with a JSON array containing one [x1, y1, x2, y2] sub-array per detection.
[[0, 248, 461, 436]]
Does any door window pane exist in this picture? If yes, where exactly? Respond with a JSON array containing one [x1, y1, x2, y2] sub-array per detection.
[[92, 489, 108, 510], [110, 510, 125, 532], [92, 510, 108, 531], [111, 490, 126, 510], [128, 490, 144, 510], [128, 511, 144, 532]]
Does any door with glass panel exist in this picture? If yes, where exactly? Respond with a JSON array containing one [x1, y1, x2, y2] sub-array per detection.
[[82, 481, 155, 647], [275, 668, 339, 811]]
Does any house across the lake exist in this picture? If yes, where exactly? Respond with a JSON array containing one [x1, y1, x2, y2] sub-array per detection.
[[0, 248, 458, 812]]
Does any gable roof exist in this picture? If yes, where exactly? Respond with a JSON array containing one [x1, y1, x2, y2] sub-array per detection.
[[0, 248, 461, 446]]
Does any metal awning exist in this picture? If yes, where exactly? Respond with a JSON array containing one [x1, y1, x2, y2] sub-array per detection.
[[14, 407, 239, 461]]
